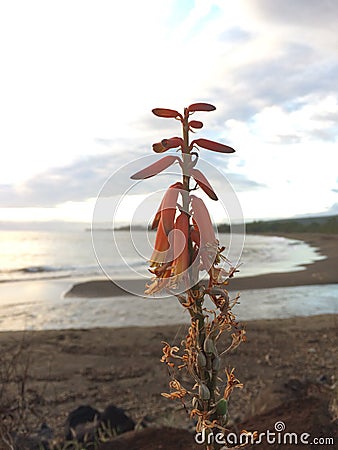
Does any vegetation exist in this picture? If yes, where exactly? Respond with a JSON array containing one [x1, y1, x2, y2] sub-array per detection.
[[244, 214, 338, 234]]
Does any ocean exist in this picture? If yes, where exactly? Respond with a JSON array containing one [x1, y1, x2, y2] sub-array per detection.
[[0, 230, 325, 283], [0, 230, 337, 331]]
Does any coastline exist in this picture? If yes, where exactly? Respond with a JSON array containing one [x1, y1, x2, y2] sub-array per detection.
[[1, 234, 337, 446], [65, 232, 338, 298]]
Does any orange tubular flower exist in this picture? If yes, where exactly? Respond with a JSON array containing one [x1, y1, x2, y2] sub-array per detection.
[[149, 183, 183, 269], [190, 195, 217, 246], [172, 212, 190, 279], [190, 195, 218, 272], [149, 217, 172, 267], [152, 182, 183, 234]]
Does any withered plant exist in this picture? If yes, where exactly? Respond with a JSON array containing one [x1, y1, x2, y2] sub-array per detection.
[[131, 103, 249, 449]]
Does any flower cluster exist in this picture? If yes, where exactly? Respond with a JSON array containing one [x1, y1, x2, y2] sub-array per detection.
[[131, 103, 236, 296]]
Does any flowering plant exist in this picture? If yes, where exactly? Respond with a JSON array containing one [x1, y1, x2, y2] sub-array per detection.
[[131, 103, 248, 449]]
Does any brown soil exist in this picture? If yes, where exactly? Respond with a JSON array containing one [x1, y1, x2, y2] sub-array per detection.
[[0, 314, 337, 448]]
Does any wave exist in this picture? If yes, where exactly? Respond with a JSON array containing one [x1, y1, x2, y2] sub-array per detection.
[[0, 260, 149, 283], [18, 265, 65, 274]]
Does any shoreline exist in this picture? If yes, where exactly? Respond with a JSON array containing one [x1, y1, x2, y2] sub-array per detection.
[[66, 232, 338, 298]]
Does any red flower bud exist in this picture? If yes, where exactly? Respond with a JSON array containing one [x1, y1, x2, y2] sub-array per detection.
[[152, 142, 167, 153], [191, 138, 235, 154], [130, 156, 180, 180], [189, 120, 204, 129], [191, 168, 218, 200], [161, 137, 183, 150], [188, 103, 216, 112], [152, 108, 183, 119]]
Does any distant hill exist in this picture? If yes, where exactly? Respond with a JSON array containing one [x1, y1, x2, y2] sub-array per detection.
[[92, 215, 338, 234], [243, 214, 338, 234]]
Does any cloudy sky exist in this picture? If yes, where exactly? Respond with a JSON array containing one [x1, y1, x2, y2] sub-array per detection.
[[0, 0, 337, 227]]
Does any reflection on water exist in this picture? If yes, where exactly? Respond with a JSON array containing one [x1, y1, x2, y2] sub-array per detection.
[[0, 280, 337, 331], [0, 231, 325, 282]]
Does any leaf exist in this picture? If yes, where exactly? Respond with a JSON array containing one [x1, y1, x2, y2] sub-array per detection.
[[161, 137, 183, 149], [130, 156, 180, 180], [189, 120, 203, 129], [152, 108, 182, 119], [192, 138, 235, 154], [188, 103, 216, 112], [191, 168, 218, 200]]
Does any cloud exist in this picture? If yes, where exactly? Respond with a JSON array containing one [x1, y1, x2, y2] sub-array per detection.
[[327, 203, 338, 214], [0, 0, 337, 221], [0, 152, 133, 207], [0, 148, 264, 208], [250, 0, 338, 31]]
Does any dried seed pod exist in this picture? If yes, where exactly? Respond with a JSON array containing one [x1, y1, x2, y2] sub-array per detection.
[[212, 355, 220, 372], [199, 383, 211, 401], [197, 351, 207, 368], [216, 398, 228, 416], [203, 336, 217, 356]]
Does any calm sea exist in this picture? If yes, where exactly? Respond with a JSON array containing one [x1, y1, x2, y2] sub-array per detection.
[[0, 230, 324, 283], [0, 230, 337, 331]]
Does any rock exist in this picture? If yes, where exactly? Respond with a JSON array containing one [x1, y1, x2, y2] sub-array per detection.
[[65, 405, 101, 441], [99, 404, 135, 435]]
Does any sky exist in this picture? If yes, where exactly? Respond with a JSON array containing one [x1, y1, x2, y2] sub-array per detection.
[[0, 0, 337, 227]]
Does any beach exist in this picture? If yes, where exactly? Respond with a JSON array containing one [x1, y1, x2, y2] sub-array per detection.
[[66, 233, 338, 297], [0, 315, 336, 448], [0, 232, 337, 448]]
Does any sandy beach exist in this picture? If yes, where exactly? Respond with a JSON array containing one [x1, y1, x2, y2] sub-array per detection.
[[66, 233, 338, 298], [0, 315, 337, 449], [0, 232, 337, 449]]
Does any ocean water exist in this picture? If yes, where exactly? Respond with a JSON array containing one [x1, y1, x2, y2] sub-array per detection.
[[0, 230, 324, 283], [0, 229, 336, 331], [0, 280, 337, 331]]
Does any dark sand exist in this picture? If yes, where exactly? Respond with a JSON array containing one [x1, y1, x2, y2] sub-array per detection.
[[0, 315, 337, 448], [66, 233, 338, 298]]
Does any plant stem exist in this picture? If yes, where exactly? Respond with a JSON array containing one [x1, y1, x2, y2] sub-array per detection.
[[181, 109, 210, 423]]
